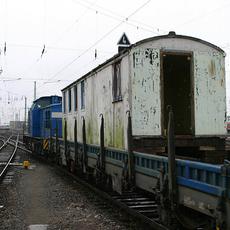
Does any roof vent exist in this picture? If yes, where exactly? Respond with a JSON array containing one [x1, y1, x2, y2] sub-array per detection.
[[168, 31, 176, 37]]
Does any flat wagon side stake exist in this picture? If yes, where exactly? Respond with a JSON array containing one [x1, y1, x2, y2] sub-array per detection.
[[167, 106, 194, 229], [74, 118, 78, 170], [100, 114, 105, 172], [55, 120, 60, 164], [167, 105, 178, 212], [127, 110, 135, 190], [95, 114, 106, 185], [64, 119, 69, 169], [82, 116, 87, 174]]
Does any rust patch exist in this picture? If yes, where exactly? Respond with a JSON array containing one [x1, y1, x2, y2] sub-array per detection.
[[208, 60, 216, 77], [220, 67, 225, 87]]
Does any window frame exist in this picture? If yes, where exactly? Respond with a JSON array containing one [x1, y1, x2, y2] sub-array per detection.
[[112, 60, 122, 102], [74, 84, 78, 111], [81, 80, 85, 110], [68, 88, 72, 112]]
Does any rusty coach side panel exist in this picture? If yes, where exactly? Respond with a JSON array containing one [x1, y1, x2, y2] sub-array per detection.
[[194, 51, 226, 135], [62, 54, 130, 150], [130, 36, 226, 137], [131, 47, 161, 136]]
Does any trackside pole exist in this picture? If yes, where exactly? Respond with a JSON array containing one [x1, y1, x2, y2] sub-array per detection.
[[55, 120, 59, 162], [127, 111, 135, 188], [74, 119, 78, 167], [64, 119, 68, 167], [55, 120, 60, 162]]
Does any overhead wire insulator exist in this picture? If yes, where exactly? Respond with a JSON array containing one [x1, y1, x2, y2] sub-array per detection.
[[41, 44, 46, 58], [4, 42, 6, 56]]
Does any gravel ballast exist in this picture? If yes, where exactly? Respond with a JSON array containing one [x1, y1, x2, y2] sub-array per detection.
[[0, 151, 143, 230]]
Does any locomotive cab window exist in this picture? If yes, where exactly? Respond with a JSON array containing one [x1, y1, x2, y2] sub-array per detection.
[[113, 61, 122, 102], [81, 80, 85, 109]]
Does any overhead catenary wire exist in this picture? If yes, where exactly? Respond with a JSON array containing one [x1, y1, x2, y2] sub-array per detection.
[[8, 0, 99, 84], [2, 0, 229, 103], [72, 0, 166, 35], [72, 0, 166, 34], [52, 0, 99, 46], [1, 0, 160, 87], [34, 0, 152, 92]]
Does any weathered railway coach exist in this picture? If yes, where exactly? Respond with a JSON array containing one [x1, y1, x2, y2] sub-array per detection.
[[24, 33, 230, 229], [62, 32, 227, 162]]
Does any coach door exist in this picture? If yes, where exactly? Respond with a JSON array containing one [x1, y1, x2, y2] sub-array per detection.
[[162, 52, 193, 135]]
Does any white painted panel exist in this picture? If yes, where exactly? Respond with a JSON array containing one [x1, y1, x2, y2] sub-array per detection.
[[194, 51, 226, 135], [63, 55, 130, 150], [131, 48, 161, 136]]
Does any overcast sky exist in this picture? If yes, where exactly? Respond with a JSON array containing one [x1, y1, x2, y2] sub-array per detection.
[[0, 0, 229, 124]]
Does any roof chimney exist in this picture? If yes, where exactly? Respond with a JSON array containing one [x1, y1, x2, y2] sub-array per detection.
[[168, 31, 176, 37]]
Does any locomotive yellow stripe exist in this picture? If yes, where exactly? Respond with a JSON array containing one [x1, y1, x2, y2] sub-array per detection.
[[43, 139, 49, 150]]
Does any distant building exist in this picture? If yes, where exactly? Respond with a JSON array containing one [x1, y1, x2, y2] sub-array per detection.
[[9, 121, 24, 130]]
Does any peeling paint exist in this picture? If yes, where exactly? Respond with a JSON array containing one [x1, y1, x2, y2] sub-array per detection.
[[131, 47, 161, 136], [62, 37, 226, 150], [208, 59, 216, 78], [194, 51, 226, 135]]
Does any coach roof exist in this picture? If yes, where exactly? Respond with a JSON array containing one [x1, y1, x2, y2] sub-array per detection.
[[62, 31, 225, 92]]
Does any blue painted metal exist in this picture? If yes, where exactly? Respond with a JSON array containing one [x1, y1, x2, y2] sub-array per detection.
[[42, 103, 62, 138], [62, 141, 230, 199], [177, 177, 225, 196], [28, 95, 62, 138]]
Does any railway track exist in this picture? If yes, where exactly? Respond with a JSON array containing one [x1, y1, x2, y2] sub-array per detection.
[[21, 147, 167, 229], [0, 134, 19, 183], [53, 164, 168, 230]]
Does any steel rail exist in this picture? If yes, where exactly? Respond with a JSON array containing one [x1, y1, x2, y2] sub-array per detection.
[[0, 139, 5, 149], [55, 165, 168, 230], [8, 140, 32, 154], [9, 136, 24, 146], [0, 134, 19, 179], [0, 135, 13, 152]]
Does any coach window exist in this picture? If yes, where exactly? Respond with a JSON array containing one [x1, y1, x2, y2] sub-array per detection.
[[63, 91, 66, 114], [68, 88, 72, 112], [74, 85, 78, 111], [81, 81, 85, 109], [113, 61, 122, 102]]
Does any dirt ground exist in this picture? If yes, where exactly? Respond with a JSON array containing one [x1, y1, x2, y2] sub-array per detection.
[[0, 151, 142, 230]]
